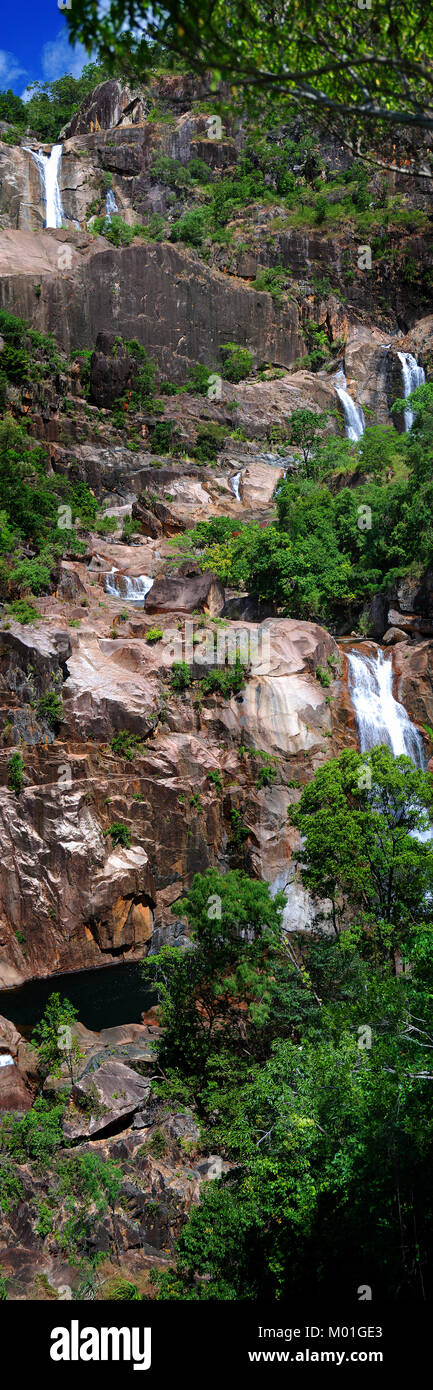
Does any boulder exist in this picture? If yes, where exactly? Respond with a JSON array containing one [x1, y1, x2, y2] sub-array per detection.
[[165, 1111, 201, 1143], [0, 1059, 32, 1111], [204, 618, 338, 756], [392, 640, 433, 730], [56, 562, 87, 601], [146, 570, 225, 616], [399, 314, 433, 363], [237, 460, 284, 509], [62, 80, 137, 138], [383, 626, 408, 645], [0, 1014, 21, 1055], [63, 1058, 150, 1138], [387, 609, 418, 632]]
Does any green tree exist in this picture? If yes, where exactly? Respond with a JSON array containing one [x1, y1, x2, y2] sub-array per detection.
[[290, 745, 433, 956], [0, 89, 26, 124], [32, 993, 84, 1085], [285, 407, 331, 473], [22, 64, 111, 142], [67, 2, 433, 138], [57, 1153, 124, 1262], [8, 752, 25, 796], [142, 868, 312, 1080]]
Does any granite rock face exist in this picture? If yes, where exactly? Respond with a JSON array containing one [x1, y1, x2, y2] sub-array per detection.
[[145, 570, 225, 616], [63, 1058, 151, 1139], [0, 232, 304, 379], [0, 76, 432, 996]]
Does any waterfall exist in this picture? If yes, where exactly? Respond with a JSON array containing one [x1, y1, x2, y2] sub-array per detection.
[[347, 647, 425, 767], [105, 570, 154, 602], [397, 351, 425, 431], [104, 188, 118, 223], [333, 368, 365, 442], [231, 470, 243, 502], [25, 143, 64, 229]]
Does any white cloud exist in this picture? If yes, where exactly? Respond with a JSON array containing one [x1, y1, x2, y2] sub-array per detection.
[[41, 29, 90, 82], [0, 49, 26, 86]]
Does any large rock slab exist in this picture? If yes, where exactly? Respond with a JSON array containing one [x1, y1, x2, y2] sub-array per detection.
[[399, 314, 433, 362], [0, 779, 155, 984], [392, 640, 433, 731], [202, 618, 338, 755], [0, 234, 303, 380], [145, 570, 224, 615], [0, 1058, 32, 1111], [62, 634, 160, 739], [63, 1058, 150, 1138]]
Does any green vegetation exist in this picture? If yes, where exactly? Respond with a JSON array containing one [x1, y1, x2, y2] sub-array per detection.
[[169, 385, 433, 627], [0, 66, 110, 143], [170, 662, 191, 692], [32, 994, 83, 1086], [136, 761, 433, 1299], [315, 665, 332, 688], [207, 769, 223, 792], [250, 749, 277, 787], [110, 731, 145, 760], [200, 658, 246, 698], [38, 691, 63, 730], [285, 407, 333, 470], [8, 752, 25, 795], [290, 746, 433, 957], [105, 822, 132, 848], [6, 599, 41, 626], [92, 214, 148, 246], [220, 344, 253, 383], [252, 265, 292, 302], [0, 366, 102, 605], [193, 422, 227, 462], [69, 3, 433, 139]]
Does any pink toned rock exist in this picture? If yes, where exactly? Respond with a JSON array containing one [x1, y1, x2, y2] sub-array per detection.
[[63, 1058, 150, 1138]]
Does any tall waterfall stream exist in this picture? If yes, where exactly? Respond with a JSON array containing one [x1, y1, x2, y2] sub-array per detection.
[[25, 143, 64, 228], [347, 647, 425, 767]]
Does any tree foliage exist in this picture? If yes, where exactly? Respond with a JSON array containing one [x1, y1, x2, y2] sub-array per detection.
[[290, 745, 433, 955], [67, 1, 433, 134]]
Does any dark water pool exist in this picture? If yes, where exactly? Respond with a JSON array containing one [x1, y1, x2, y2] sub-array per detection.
[[0, 960, 153, 1036]]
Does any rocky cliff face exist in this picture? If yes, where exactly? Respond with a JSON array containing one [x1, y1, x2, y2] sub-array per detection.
[[0, 572, 346, 986], [0, 74, 432, 994], [0, 229, 303, 378]]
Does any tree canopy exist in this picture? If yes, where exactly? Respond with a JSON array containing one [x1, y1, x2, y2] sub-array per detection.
[[142, 856, 433, 1300], [67, 1, 433, 134], [290, 745, 433, 955]]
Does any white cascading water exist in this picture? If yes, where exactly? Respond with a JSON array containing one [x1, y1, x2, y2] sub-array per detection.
[[104, 188, 118, 223], [347, 647, 425, 767], [333, 368, 365, 442], [105, 569, 154, 602], [397, 351, 425, 431], [25, 143, 64, 228], [231, 470, 243, 502]]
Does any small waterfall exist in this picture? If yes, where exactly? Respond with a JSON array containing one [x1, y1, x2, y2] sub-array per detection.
[[104, 188, 118, 223], [25, 143, 64, 228], [348, 647, 425, 766], [397, 351, 425, 431], [105, 570, 154, 602], [333, 368, 365, 442], [231, 470, 243, 502]]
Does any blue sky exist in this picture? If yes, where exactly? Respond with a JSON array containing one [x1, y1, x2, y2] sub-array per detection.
[[0, 1, 90, 96]]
